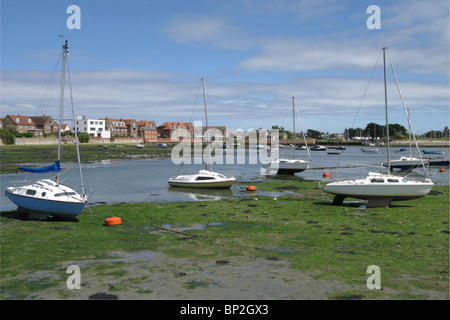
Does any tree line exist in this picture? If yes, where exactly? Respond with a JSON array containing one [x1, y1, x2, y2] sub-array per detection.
[[272, 124, 449, 140]]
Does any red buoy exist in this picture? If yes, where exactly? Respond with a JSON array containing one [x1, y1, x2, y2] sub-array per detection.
[[105, 216, 121, 226]]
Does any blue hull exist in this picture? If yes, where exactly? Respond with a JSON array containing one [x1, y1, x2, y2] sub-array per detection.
[[5, 191, 85, 220]]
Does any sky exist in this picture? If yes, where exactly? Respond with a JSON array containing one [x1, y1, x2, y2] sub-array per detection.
[[1, 0, 449, 134]]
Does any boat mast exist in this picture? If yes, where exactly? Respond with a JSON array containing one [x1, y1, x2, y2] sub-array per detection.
[[292, 97, 296, 158], [407, 108, 412, 157], [383, 47, 391, 175], [202, 78, 211, 171], [56, 40, 68, 185], [66, 41, 87, 199]]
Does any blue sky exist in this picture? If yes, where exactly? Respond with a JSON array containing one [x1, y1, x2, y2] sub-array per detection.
[[1, 0, 448, 134]]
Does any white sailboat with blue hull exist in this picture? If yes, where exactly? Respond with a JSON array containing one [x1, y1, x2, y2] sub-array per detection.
[[5, 41, 87, 220]]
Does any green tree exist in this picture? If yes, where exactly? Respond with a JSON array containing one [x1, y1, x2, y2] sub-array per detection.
[[0, 129, 15, 145], [443, 126, 449, 138], [306, 129, 322, 139], [77, 133, 90, 143]]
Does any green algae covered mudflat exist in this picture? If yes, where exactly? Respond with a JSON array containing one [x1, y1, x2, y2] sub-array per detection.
[[1, 180, 448, 300]]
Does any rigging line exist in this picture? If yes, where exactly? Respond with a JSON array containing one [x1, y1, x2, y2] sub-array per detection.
[[386, 49, 431, 180], [293, 102, 312, 161], [350, 49, 383, 129], [189, 80, 203, 124], [66, 44, 86, 197], [36, 49, 63, 117]]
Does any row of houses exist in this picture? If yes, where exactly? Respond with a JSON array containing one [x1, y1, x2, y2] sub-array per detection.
[[0, 114, 226, 143]]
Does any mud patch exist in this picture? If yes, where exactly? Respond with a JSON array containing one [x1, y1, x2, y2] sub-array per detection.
[[21, 251, 355, 300], [89, 292, 118, 300]]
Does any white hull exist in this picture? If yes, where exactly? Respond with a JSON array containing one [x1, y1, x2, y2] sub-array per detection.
[[320, 172, 433, 207], [361, 148, 379, 153], [382, 156, 428, 169], [5, 179, 86, 219], [264, 158, 310, 175], [168, 170, 236, 189]]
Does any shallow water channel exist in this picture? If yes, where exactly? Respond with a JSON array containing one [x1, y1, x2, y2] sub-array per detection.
[[1, 146, 448, 212]]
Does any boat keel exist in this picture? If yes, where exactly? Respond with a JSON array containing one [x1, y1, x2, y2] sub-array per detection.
[[366, 198, 393, 208], [332, 195, 346, 205], [331, 195, 393, 208]]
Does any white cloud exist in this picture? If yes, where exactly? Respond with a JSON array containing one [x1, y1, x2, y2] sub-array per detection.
[[164, 15, 248, 50], [1, 1, 447, 134], [1, 68, 448, 133]]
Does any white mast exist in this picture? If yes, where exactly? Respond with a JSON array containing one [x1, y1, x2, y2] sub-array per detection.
[[383, 47, 391, 175], [56, 40, 68, 185], [202, 78, 211, 171], [292, 97, 296, 158]]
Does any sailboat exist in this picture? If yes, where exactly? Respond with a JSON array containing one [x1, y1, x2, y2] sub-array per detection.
[[168, 78, 236, 189], [264, 97, 311, 175], [382, 108, 428, 170], [319, 47, 433, 207], [5, 41, 88, 219]]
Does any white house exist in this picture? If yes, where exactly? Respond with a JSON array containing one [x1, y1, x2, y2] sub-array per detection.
[[75, 115, 110, 138]]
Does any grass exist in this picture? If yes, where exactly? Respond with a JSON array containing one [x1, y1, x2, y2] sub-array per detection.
[[1, 179, 448, 300]]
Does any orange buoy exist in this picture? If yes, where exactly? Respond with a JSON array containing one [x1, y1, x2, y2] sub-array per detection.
[[105, 216, 121, 226], [246, 185, 256, 191], [439, 168, 445, 173], [323, 172, 330, 179]]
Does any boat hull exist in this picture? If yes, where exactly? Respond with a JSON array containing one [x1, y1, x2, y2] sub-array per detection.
[[322, 184, 432, 200], [168, 179, 235, 189], [428, 158, 449, 166], [382, 157, 428, 170], [168, 170, 236, 189], [320, 172, 433, 207], [5, 189, 85, 220], [264, 159, 310, 175]]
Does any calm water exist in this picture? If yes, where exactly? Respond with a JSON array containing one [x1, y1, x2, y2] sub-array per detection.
[[1, 146, 448, 212]]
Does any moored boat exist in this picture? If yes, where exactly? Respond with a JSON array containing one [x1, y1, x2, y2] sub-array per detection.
[[5, 41, 87, 220], [320, 47, 433, 207], [168, 78, 235, 189], [168, 170, 236, 189], [265, 97, 311, 175]]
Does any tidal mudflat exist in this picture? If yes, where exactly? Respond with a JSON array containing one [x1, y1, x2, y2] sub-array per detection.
[[1, 180, 448, 300]]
